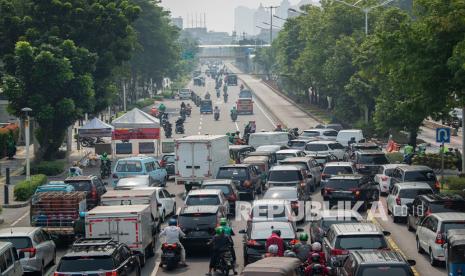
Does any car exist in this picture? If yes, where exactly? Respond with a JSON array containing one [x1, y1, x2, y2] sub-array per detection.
[[306, 153, 338, 168], [386, 182, 433, 223], [249, 199, 295, 223], [239, 221, 301, 265], [115, 175, 155, 189], [160, 153, 175, 178], [304, 141, 346, 160], [322, 223, 390, 266], [149, 187, 176, 221], [178, 88, 191, 100], [279, 156, 322, 187], [344, 142, 382, 161], [416, 213, 465, 266], [112, 156, 167, 187], [374, 164, 408, 195], [262, 187, 304, 217], [217, 164, 262, 200], [289, 139, 315, 150], [0, 227, 55, 275], [55, 238, 140, 276], [267, 165, 313, 195], [391, 165, 440, 192], [178, 205, 225, 248], [337, 250, 416, 276], [275, 149, 306, 164], [184, 189, 230, 215], [256, 145, 287, 164], [406, 194, 465, 232], [309, 210, 363, 243], [239, 89, 253, 98], [352, 150, 390, 176], [64, 175, 107, 209], [321, 162, 357, 186], [321, 174, 379, 210], [300, 129, 338, 141], [200, 179, 238, 213], [325, 124, 344, 132], [336, 129, 364, 147], [0, 242, 23, 276]]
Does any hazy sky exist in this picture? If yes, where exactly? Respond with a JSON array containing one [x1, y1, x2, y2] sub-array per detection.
[[161, 0, 303, 33]]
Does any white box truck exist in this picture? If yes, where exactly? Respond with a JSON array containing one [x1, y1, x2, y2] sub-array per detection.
[[85, 205, 155, 266], [175, 135, 229, 191]]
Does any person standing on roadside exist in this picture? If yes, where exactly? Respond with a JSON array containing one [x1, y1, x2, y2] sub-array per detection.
[[455, 148, 463, 172]]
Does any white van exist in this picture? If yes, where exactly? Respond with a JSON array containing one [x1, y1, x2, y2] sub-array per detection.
[[0, 242, 23, 276], [178, 88, 192, 100], [248, 132, 289, 148], [336, 129, 364, 146]]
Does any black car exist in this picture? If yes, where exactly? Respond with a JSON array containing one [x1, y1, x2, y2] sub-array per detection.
[[160, 153, 175, 178], [64, 175, 107, 209], [55, 238, 140, 276], [178, 205, 225, 249], [406, 193, 465, 231], [321, 175, 379, 210], [336, 250, 416, 276], [391, 165, 440, 192], [216, 164, 262, 200], [352, 150, 389, 175], [200, 179, 238, 213]]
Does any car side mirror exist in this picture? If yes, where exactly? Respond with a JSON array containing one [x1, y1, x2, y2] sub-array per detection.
[[383, 231, 391, 236], [170, 194, 176, 197], [238, 229, 246, 234], [18, 251, 25, 259], [407, 260, 416, 266]]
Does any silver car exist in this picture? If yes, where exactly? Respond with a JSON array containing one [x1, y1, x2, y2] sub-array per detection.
[[0, 227, 56, 275]]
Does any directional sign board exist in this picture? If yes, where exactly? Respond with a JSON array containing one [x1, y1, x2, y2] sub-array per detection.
[[436, 128, 451, 143]]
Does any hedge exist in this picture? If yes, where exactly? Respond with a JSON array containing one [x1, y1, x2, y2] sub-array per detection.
[[0, 124, 19, 159], [14, 174, 48, 201], [444, 176, 465, 191], [30, 160, 65, 176], [386, 152, 403, 163], [412, 153, 457, 170]]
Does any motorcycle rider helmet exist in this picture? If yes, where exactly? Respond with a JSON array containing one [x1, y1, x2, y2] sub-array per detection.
[[311, 253, 320, 263], [311, 242, 322, 251], [312, 264, 323, 273], [267, 244, 278, 255], [284, 250, 297, 258], [168, 218, 177, 226], [215, 227, 224, 235], [102, 152, 107, 158], [220, 218, 228, 226], [299, 233, 309, 242]]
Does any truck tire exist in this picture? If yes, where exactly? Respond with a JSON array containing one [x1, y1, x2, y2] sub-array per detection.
[[139, 254, 146, 267]]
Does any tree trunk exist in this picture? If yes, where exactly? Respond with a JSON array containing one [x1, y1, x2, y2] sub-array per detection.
[[409, 128, 418, 149]]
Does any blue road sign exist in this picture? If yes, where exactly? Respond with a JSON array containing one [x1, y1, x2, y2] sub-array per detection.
[[436, 128, 451, 143]]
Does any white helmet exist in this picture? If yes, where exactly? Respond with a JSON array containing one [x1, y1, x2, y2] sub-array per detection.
[[268, 244, 279, 254], [311, 242, 322, 251]]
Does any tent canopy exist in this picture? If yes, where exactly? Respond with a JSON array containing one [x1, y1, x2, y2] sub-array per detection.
[[112, 108, 160, 129], [78, 117, 114, 137]]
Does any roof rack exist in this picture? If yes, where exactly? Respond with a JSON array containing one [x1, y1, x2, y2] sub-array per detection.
[[73, 238, 114, 247]]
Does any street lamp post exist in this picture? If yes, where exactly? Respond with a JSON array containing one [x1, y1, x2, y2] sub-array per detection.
[[21, 107, 32, 181]]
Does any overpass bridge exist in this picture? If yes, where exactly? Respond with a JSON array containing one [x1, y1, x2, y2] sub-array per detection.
[[198, 44, 270, 59]]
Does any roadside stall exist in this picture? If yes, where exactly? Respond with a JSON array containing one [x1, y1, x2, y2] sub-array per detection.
[[111, 108, 161, 157], [78, 118, 114, 165]]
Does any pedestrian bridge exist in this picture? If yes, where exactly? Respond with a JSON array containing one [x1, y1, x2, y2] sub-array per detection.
[[198, 44, 270, 59]]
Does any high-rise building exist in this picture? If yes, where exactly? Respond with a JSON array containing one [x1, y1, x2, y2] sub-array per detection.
[[234, 6, 255, 37], [171, 17, 183, 29], [254, 3, 269, 35], [275, 0, 291, 27]]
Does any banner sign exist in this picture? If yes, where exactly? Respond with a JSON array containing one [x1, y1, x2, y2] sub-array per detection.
[[112, 128, 160, 140]]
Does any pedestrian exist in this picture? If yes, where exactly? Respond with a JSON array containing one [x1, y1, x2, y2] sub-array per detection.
[[455, 148, 463, 172]]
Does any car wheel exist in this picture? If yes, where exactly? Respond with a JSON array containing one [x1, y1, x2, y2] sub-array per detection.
[[416, 237, 424, 254], [392, 214, 399, 223], [430, 249, 439, 266]]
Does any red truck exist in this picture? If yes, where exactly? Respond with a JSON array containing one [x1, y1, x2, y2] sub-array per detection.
[[237, 89, 254, 114]]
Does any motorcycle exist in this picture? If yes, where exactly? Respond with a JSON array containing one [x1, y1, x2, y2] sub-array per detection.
[[186, 107, 192, 117], [160, 243, 181, 270], [214, 112, 220, 121], [231, 112, 237, 122], [214, 250, 234, 276], [164, 123, 172, 138], [100, 159, 112, 179], [216, 89, 221, 98], [77, 137, 103, 147], [175, 123, 185, 134], [224, 93, 228, 103]]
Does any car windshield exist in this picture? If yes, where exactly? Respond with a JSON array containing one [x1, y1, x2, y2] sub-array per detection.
[[217, 168, 247, 179], [252, 204, 288, 219], [404, 170, 436, 181], [359, 154, 389, 164], [280, 162, 307, 171], [65, 180, 91, 191], [398, 189, 432, 199], [430, 201, 465, 212], [324, 166, 353, 175], [269, 170, 302, 182], [323, 131, 338, 137], [263, 189, 297, 200], [326, 179, 359, 189], [186, 195, 220, 205], [336, 235, 387, 250], [116, 161, 143, 172], [360, 267, 411, 276], [328, 143, 345, 150], [321, 217, 360, 231], [178, 213, 217, 229], [251, 223, 295, 240], [290, 141, 306, 147], [276, 153, 295, 161], [202, 185, 231, 196], [302, 131, 320, 137], [0, 237, 32, 249], [442, 221, 465, 232], [305, 144, 328, 151], [57, 256, 114, 272], [163, 156, 175, 163], [314, 157, 328, 164]]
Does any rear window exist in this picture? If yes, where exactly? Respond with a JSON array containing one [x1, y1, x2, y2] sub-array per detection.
[[441, 221, 465, 233], [323, 130, 338, 137], [336, 235, 387, 250], [178, 213, 217, 229], [398, 189, 432, 199], [269, 170, 303, 182], [404, 170, 436, 181], [57, 256, 114, 272], [359, 154, 389, 165], [276, 153, 295, 161], [0, 237, 32, 249], [290, 141, 307, 147], [202, 185, 232, 196], [217, 168, 247, 179], [324, 166, 354, 175], [430, 201, 465, 213], [326, 179, 359, 189], [163, 156, 175, 163], [305, 144, 328, 151], [360, 266, 411, 276], [302, 131, 320, 137], [186, 195, 220, 206], [251, 223, 295, 240], [280, 162, 307, 171], [65, 180, 91, 191], [116, 161, 143, 172], [321, 217, 360, 231]]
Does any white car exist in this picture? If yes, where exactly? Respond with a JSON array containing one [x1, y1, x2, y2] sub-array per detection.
[[185, 189, 230, 215], [276, 149, 306, 164], [374, 164, 409, 195], [304, 141, 345, 160], [386, 182, 433, 223], [300, 129, 338, 141], [153, 187, 177, 220]]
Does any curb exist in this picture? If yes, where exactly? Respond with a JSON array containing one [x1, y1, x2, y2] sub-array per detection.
[[2, 200, 29, 209]]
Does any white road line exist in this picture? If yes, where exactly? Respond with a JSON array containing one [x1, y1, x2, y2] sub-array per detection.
[[199, 121, 202, 125], [11, 211, 29, 226], [254, 97, 277, 127], [151, 262, 160, 276], [198, 126, 202, 130], [235, 122, 239, 131], [198, 131, 201, 135]]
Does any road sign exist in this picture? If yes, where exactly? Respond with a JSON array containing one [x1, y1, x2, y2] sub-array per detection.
[[436, 128, 451, 143]]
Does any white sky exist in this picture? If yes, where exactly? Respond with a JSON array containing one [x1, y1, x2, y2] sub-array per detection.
[[161, 0, 303, 33]]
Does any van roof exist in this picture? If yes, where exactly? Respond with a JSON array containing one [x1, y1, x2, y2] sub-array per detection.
[[87, 205, 150, 215], [175, 135, 227, 141], [101, 189, 156, 198], [117, 156, 156, 162], [269, 165, 302, 171], [338, 129, 363, 133]]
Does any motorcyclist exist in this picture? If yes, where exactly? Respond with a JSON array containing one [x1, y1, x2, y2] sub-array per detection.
[[265, 244, 279, 258], [214, 106, 220, 119], [292, 233, 312, 262], [205, 92, 211, 99], [309, 242, 326, 264], [265, 229, 284, 257], [223, 85, 228, 94], [69, 161, 83, 176], [230, 107, 238, 117], [274, 124, 283, 132], [206, 228, 233, 276], [181, 102, 186, 110], [159, 218, 187, 267], [217, 218, 237, 274], [176, 116, 185, 131], [240, 84, 244, 91], [159, 103, 166, 113], [403, 143, 414, 164]]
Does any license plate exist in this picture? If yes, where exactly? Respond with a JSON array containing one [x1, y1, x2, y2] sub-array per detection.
[[190, 231, 208, 237], [164, 252, 175, 257], [332, 192, 351, 198]]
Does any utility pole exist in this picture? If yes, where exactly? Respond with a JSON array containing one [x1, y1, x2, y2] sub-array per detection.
[[265, 6, 279, 44]]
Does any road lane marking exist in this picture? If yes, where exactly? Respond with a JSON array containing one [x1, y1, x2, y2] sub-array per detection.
[[254, 97, 276, 128], [235, 122, 239, 131], [11, 211, 29, 226], [198, 126, 202, 130], [151, 261, 160, 276]]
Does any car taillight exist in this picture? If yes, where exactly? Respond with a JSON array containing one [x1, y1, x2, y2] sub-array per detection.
[[331, 248, 348, 256], [162, 242, 178, 250], [323, 188, 334, 195], [243, 180, 252, 187], [435, 180, 440, 190], [54, 273, 65, 276], [435, 232, 445, 245], [20, 247, 36, 258], [177, 180, 185, 185], [105, 271, 118, 276], [300, 181, 305, 187], [350, 188, 360, 197], [381, 176, 388, 181], [247, 240, 260, 247], [112, 174, 118, 179], [91, 186, 97, 199], [160, 160, 166, 167], [396, 196, 401, 205], [290, 239, 299, 245]]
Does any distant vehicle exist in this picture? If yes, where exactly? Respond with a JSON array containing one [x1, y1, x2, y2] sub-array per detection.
[[390, 165, 440, 192], [200, 99, 213, 114], [275, 149, 306, 163], [262, 187, 303, 216], [160, 153, 175, 178], [112, 156, 167, 187], [184, 189, 230, 215], [306, 153, 338, 168], [217, 164, 262, 200], [239, 89, 252, 98], [226, 74, 238, 86], [288, 139, 312, 150], [279, 156, 322, 187], [374, 164, 408, 195], [34, 182, 75, 194], [309, 210, 363, 243], [236, 98, 254, 114], [200, 179, 238, 213], [115, 175, 155, 189], [304, 141, 346, 160], [325, 123, 344, 132], [178, 88, 191, 100], [0, 242, 23, 276], [0, 227, 55, 275], [336, 129, 364, 147], [387, 182, 433, 223], [55, 239, 140, 276], [267, 165, 314, 195], [321, 162, 357, 186], [352, 150, 390, 176], [229, 145, 255, 164], [64, 175, 107, 208], [250, 199, 295, 223], [132, 187, 176, 222]]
